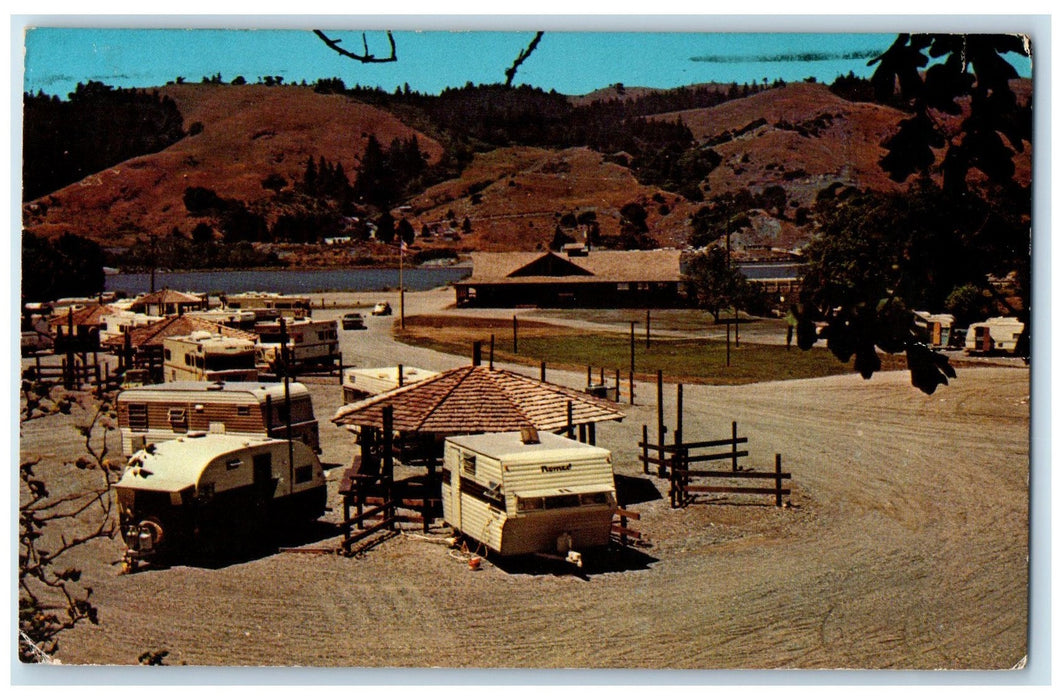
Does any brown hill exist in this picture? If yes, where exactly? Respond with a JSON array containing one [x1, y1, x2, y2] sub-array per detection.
[[22, 79, 1031, 258], [401, 146, 691, 251], [22, 84, 444, 246]]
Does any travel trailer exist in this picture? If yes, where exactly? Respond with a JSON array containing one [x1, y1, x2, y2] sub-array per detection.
[[116, 380, 320, 455], [115, 434, 327, 569], [255, 318, 339, 372], [162, 332, 258, 382], [964, 316, 1026, 355], [341, 366, 439, 402], [912, 311, 957, 349], [442, 430, 617, 565], [187, 308, 258, 331], [221, 292, 312, 320]]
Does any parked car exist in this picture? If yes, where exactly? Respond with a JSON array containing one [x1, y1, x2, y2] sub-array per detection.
[[371, 302, 392, 316], [341, 312, 366, 330]]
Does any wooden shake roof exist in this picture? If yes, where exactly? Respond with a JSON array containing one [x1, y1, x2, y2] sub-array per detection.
[[48, 303, 119, 328], [132, 289, 205, 305], [461, 249, 683, 286], [103, 314, 257, 349], [332, 365, 625, 434]]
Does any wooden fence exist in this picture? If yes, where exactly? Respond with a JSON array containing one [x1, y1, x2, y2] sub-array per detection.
[[670, 452, 790, 508], [610, 507, 647, 547], [22, 354, 122, 393], [638, 421, 791, 508]]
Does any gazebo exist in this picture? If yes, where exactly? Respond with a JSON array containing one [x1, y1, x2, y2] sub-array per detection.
[[330, 364, 626, 545], [332, 364, 625, 442]]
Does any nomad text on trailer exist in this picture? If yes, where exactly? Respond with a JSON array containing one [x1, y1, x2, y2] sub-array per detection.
[[116, 380, 320, 455], [115, 434, 327, 570], [442, 430, 617, 565]]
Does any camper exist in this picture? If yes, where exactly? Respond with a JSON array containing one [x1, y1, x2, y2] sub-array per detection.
[[222, 292, 312, 320], [965, 316, 1026, 355], [342, 366, 439, 402], [255, 318, 339, 372], [187, 308, 258, 331], [912, 311, 957, 349], [116, 380, 320, 455], [442, 430, 617, 565], [162, 331, 258, 382], [115, 434, 327, 570]]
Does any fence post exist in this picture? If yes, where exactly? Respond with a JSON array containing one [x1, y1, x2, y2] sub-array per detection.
[[656, 369, 665, 477], [628, 371, 635, 406], [641, 424, 649, 475], [775, 453, 783, 507], [566, 401, 574, 439], [513, 315, 518, 354], [732, 421, 739, 472], [676, 383, 683, 447], [540, 360, 546, 382], [614, 368, 620, 402]]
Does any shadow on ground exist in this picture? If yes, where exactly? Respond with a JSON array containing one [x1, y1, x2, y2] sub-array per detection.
[[615, 473, 664, 506]]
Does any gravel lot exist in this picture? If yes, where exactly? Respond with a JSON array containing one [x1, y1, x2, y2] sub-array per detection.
[[19, 288, 1030, 670]]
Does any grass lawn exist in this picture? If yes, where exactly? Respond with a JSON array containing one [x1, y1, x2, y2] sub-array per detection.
[[395, 314, 903, 385]]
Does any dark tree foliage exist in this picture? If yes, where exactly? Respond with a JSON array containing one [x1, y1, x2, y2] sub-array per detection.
[[338, 80, 775, 201], [396, 218, 415, 245], [868, 34, 1031, 196], [113, 236, 280, 271], [688, 189, 760, 248], [21, 232, 105, 302], [23, 82, 186, 201], [352, 135, 427, 210], [683, 247, 762, 322], [800, 179, 1028, 392], [796, 34, 1032, 393]]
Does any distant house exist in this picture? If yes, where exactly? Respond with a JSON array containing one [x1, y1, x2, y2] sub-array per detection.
[[455, 249, 684, 307], [129, 289, 207, 317]]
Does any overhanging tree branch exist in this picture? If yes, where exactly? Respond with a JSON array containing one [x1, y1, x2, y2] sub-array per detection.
[[505, 32, 544, 87], [313, 30, 397, 64]]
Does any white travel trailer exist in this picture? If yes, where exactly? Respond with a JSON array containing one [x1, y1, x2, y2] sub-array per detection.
[[341, 366, 439, 402], [115, 433, 327, 569], [912, 311, 956, 349], [116, 380, 320, 455], [222, 292, 312, 320], [255, 318, 339, 372], [163, 331, 259, 382], [965, 316, 1025, 355], [442, 430, 617, 564]]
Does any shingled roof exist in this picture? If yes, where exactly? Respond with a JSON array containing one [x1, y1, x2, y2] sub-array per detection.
[[332, 365, 624, 434], [103, 314, 257, 349], [48, 303, 120, 329], [461, 249, 682, 286], [130, 289, 205, 306]]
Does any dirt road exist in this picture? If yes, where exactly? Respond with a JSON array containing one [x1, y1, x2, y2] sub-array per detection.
[[21, 289, 1030, 670]]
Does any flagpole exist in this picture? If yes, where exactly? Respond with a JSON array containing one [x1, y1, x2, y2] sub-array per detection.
[[399, 239, 405, 329]]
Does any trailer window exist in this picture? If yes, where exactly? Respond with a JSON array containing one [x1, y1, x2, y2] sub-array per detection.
[[237, 405, 251, 416], [579, 492, 610, 506], [517, 496, 544, 512], [545, 494, 580, 510], [127, 403, 148, 431], [461, 453, 476, 476], [168, 408, 187, 431], [294, 464, 313, 484]]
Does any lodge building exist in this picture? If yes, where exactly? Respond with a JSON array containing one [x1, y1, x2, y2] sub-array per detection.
[[454, 249, 684, 308]]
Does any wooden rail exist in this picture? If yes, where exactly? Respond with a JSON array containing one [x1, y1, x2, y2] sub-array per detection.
[[671, 453, 790, 508], [611, 507, 646, 547]]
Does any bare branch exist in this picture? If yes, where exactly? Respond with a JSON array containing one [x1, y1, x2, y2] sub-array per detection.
[[314, 30, 397, 64], [505, 32, 545, 88]]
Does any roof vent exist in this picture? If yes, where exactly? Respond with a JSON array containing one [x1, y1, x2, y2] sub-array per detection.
[[520, 426, 540, 444]]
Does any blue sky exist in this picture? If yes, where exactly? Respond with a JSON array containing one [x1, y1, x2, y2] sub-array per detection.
[[19, 28, 1004, 98]]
